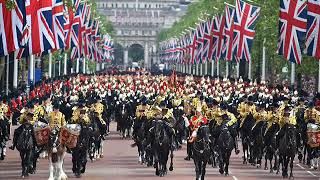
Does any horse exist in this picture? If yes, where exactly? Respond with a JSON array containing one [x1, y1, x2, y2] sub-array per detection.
[[150, 119, 174, 177], [47, 127, 68, 180], [88, 113, 104, 161], [72, 123, 91, 177], [217, 124, 234, 176], [192, 124, 211, 180], [263, 122, 280, 173], [132, 118, 146, 164], [277, 124, 297, 179], [240, 113, 255, 164], [117, 102, 132, 138], [15, 124, 35, 178], [0, 118, 9, 160], [172, 107, 186, 149], [250, 121, 267, 168]]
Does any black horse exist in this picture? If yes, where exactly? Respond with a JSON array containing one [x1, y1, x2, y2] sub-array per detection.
[[172, 107, 185, 149], [132, 118, 146, 164], [150, 119, 174, 177], [192, 125, 211, 180], [217, 124, 234, 176], [264, 123, 280, 173], [72, 123, 91, 177], [240, 114, 255, 164], [0, 118, 9, 160], [277, 124, 297, 179], [16, 124, 36, 178], [117, 102, 132, 138], [250, 121, 267, 168], [88, 113, 104, 161]]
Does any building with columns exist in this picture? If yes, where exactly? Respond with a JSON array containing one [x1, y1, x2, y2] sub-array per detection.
[[97, 0, 190, 69]]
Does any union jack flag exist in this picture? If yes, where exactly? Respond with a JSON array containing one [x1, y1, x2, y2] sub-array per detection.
[[189, 30, 198, 64], [304, 0, 320, 59], [277, 0, 307, 64], [202, 20, 211, 63], [212, 15, 226, 62], [222, 4, 235, 61], [20, 0, 55, 57], [64, 6, 73, 50], [233, 0, 260, 62], [0, 0, 24, 57], [70, 2, 83, 60], [195, 23, 204, 64], [52, 0, 65, 50]]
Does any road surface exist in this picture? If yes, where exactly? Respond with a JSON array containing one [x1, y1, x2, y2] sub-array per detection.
[[0, 122, 319, 180]]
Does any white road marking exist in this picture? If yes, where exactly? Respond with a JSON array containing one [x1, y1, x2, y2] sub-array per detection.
[[297, 164, 317, 177]]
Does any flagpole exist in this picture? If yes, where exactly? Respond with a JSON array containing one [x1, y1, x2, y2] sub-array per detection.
[[83, 57, 86, 74], [189, 63, 192, 74], [226, 61, 229, 78], [196, 63, 199, 76], [200, 63, 203, 76], [58, 59, 61, 76], [248, 60, 252, 80], [291, 62, 295, 87], [49, 52, 52, 78], [64, 53, 67, 75], [6, 55, 9, 95], [76, 58, 80, 73], [13, 55, 18, 89], [211, 60, 215, 77], [29, 55, 34, 85], [205, 60, 208, 75], [262, 38, 266, 82], [216, 60, 220, 77], [236, 62, 240, 78]]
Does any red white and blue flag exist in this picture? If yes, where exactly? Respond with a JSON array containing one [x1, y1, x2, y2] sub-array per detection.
[[52, 0, 65, 50], [212, 15, 225, 62], [304, 0, 320, 59], [202, 20, 211, 63], [222, 4, 235, 61], [233, 0, 260, 62], [20, 0, 55, 57], [277, 0, 307, 64], [195, 23, 204, 64], [0, 0, 25, 57], [190, 30, 198, 64]]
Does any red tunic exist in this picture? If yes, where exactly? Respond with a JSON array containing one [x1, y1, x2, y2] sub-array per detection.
[[189, 116, 208, 129]]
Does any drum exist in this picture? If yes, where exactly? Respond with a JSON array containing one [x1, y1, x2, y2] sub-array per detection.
[[34, 121, 50, 145], [59, 124, 81, 149], [307, 123, 320, 148]]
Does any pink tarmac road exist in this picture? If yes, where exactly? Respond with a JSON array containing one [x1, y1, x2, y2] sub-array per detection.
[[0, 122, 319, 180]]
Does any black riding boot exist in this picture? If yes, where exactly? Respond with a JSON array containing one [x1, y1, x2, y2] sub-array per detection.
[[9, 128, 21, 150], [184, 141, 192, 161]]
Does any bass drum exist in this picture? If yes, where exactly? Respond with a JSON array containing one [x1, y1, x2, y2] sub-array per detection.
[[306, 123, 320, 148], [59, 124, 81, 149]]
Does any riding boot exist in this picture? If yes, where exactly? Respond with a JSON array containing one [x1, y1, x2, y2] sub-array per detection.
[[184, 140, 192, 161], [9, 128, 20, 150]]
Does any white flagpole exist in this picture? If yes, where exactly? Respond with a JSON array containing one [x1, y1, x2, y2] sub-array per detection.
[[6, 56, 9, 95], [216, 60, 220, 77], [48, 52, 52, 78], [262, 38, 266, 82], [248, 60, 252, 80], [205, 60, 208, 75], [13, 55, 18, 89], [291, 62, 295, 87], [29, 55, 34, 84], [64, 53, 67, 75], [76, 58, 80, 73], [211, 60, 215, 76], [236, 62, 240, 78], [226, 61, 229, 78], [200, 63, 203, 76], [83, 57, 86, 74]]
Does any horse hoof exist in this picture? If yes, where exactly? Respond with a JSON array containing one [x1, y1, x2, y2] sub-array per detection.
[[156, 171, 160, 176], [225, 173, 229, 176], [243, 161, 247, 164], [169, 166, 173, 171], [219, 169, 224, 175]]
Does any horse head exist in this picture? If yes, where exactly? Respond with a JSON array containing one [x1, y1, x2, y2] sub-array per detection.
[[286, 124, 297, 148], [197, 125, 211, 143], [154, 120, 165, 145], [49, 127, 60, 153]]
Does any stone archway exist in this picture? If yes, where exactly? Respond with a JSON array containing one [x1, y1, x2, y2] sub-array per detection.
[[128, 44, 144, 66]]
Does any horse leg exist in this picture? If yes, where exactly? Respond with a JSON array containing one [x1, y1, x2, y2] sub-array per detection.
[[242, 143, 247, 164], [48, 154, 54, 180], [59, 150, 68, 180], [194, 159, 200, 180], [282, 156, 288, 178], [289, 157, 294, 179], [154, 153, 160, 176], [225, 152, 230, 176], [20, 152, 26, 177], [264, 152, 268, 170], [100, 140, 104, 158], [201, 161, 207, 180]]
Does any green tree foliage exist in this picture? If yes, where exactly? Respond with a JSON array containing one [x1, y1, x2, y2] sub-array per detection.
[[158, 0, 318, 78]]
